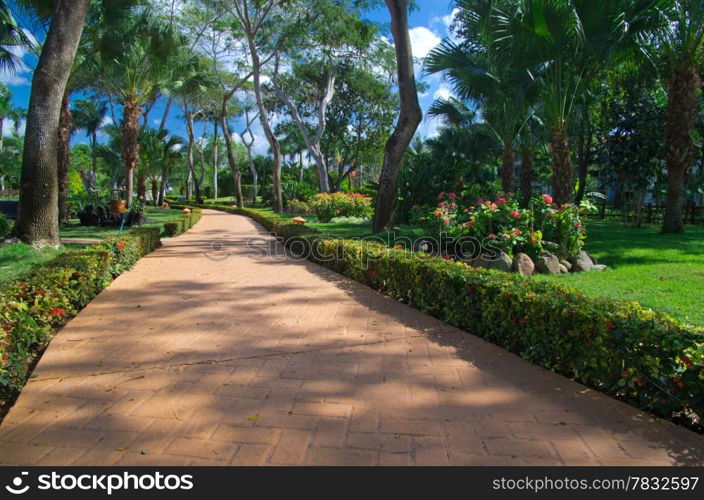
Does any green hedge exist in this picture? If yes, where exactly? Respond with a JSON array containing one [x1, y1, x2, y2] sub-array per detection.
[[160, 206, 203, 237], [0, 227, 161, 392], [186, 202, 704, 429]]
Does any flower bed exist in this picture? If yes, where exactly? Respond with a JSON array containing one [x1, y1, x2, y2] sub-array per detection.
[[183, 201, 704, 430]]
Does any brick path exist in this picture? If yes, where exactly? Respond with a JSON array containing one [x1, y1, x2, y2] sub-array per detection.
[[1, 210, 702, 465]]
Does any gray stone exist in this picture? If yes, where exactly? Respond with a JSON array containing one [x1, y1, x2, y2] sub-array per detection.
[[413, 239, 432, 253], [593, 264, 608, 271], [513, 253, 535, 277], [559, 259, 572, 271], [535, 252, 561, 275], [586, 252, 598, 265], [559, 264, 569, 274], [570, 251, 595, 272], [489, 252, 513, 272], [470, 254, 492, 269]]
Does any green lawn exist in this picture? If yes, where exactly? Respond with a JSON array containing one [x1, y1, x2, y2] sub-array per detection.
[[534, 220, 704, 326], [0, 208, 188, 285]]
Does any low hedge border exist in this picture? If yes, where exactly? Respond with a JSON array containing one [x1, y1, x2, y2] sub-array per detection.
[[184, 201, 704, 430], [0, 227, 162, 418], [161, 206, 203, 237]]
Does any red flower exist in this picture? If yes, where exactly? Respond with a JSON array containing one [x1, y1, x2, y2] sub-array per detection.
[[35, 289, 46, 296], [437, 191, 445, 199], [369, 269, 377, 278], [448, 192, 457, 200], [542, 194, 553, 204], [496, 197, 507, 205], [605, 320, 615, 329], [50, 307, 66, 317], [511, 210, 522, 220], [117, 241, 125, 250], [443, 255, 451, 260], [490, 203, 498, 210]]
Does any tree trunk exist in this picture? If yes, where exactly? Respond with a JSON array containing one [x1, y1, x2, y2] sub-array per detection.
[[501, 143, 514, 195], [550, 123, 572, 206], [137, 173, 147, 201], [15, 0, 90, 247], [372, 0, 422, 233], [246, 34, 282, 212], [519, 147, 534, 208], [158, 169, 168, 206], [57, 91, 72, 225], [220, 113, 244, 208], [575, 104, 592, 204], [122, 97, 141, 207], [662, 62, 699, 234], [212, 121, 219, 200], [151, 179, 158, 206]]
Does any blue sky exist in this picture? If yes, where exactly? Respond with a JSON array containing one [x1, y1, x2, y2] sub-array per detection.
[[2, 0, 457, 153]]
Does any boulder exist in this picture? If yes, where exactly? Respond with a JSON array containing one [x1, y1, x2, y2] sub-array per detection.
[[570, 251, 595, 272], [593, 264, 608, 271], [489, 252, 513, 272], [413, 239, 433, 253], [535, 252, 561, 275], [559, 264, 569, 274], [559, 259, 572, 271], [586, 252, 598, 265], [513, 253, 535, 277], [470, 254, 492, 269]]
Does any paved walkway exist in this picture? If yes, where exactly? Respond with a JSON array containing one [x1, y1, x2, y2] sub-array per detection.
[[1, 210, 702, 466]]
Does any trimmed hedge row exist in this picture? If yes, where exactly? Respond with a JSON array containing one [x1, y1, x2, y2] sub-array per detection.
[[187, 202, 704, 429], [161, 207, 203, 237], [0, 227, 161, 392]]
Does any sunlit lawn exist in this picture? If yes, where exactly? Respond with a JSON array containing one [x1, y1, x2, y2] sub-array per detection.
[[534, 220, 704, 326]]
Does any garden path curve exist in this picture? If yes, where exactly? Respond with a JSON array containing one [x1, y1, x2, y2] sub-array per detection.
[[1, 209, 702, 465]]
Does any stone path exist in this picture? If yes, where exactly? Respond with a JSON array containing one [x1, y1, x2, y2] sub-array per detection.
[[1, 210, 702, 465]]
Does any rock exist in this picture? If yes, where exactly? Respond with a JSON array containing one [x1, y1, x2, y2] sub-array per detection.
[[593, 264, 608, 271], [413, 239, 433, 253], [543, 241, 559, 251], [559, 264, 569, 274], [513, 253, 535, 277], [489, 252, 513, 272], [570, 251, 595, 272], [586, 252, 598, 265], [470, 254, 492, 269], [535, 251, 561, 275], [559, 259, 572, 271]]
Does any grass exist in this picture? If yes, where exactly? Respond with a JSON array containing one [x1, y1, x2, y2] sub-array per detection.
[[258, 207, 704, 326], [534, 220, 704, 326], [0, 207, 188, 285]]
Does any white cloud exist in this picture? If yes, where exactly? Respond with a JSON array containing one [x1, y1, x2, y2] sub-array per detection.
[[420, 115, 443, 139], [433, 82, 454, 101], [409, 26, 441, 59], [3, 118, 25, 137], [0, 69, 30, 86], [100, 116, 113, 127], [443, 8, 460, 29]]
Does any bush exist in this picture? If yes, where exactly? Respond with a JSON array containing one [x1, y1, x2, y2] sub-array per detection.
[[0, 214, 11, 238], [417, 192, 595, 258], [189, 202, 704, 429], [163, 222, 179, 237], [309, 192, 373, 222], [286, 199, 310, 214], [0, 227, 161, 392]]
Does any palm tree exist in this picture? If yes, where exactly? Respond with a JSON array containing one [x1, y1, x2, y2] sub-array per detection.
[[0, 1, 31, 71], [0, 83, 12, 156], [657, 0, 704, 233], [72, 98, 108, 194], [92, 10, 184, 206]]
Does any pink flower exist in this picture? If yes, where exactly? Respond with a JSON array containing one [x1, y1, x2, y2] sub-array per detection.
[[442, 219, 450, 225], [490, 203, 498, 211], [411, 205, 419, 209], [496, 198, 507, 205], [511, 210, 521, 220], [513, 229, 522, 236], [542, 194, 553, 205], [438, 192, 445, 199], [476, 197, 484, 204], [443, 255, 451, 260], [448, 192, 457, 200], [465, 221, 473, 228], [488, 234, 497, 240]]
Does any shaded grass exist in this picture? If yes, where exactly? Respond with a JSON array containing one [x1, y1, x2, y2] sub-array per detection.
[[534, 220, 704, 326], [0, 208, 187, 285]]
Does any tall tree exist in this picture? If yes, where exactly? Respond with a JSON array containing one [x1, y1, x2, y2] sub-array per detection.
[[15, 0, 90, 247], [372, 0, 422, 232], [72, 98, 108, 194], [658, 0, 704, 233]]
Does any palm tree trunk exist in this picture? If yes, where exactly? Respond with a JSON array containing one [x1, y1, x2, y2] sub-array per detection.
[[212, 121, 219, 200], [550, 123, 572, 206], [122, 97, 141, 207], [220, 114, 244, 208], [57, 91, 72, 225], [501, 143, 515, 194], [91, 130, 98, 181], [151, 180, 158, 206], [662, 63, 699, 234], [575, 105, 591, 204], [519, 147, 534, 208], [372, 0, 422, 233], [15, 0, 90, 247]]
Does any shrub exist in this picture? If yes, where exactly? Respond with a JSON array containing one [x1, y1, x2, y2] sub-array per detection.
[[163, 222, 179, 237], [417, 192, 595, 258], [309, 192, 373, 222], [192, 202, 704, 429], [0, 228, 162, 392], [0, 214, 11, 238], [286, 199, 310, 214]]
